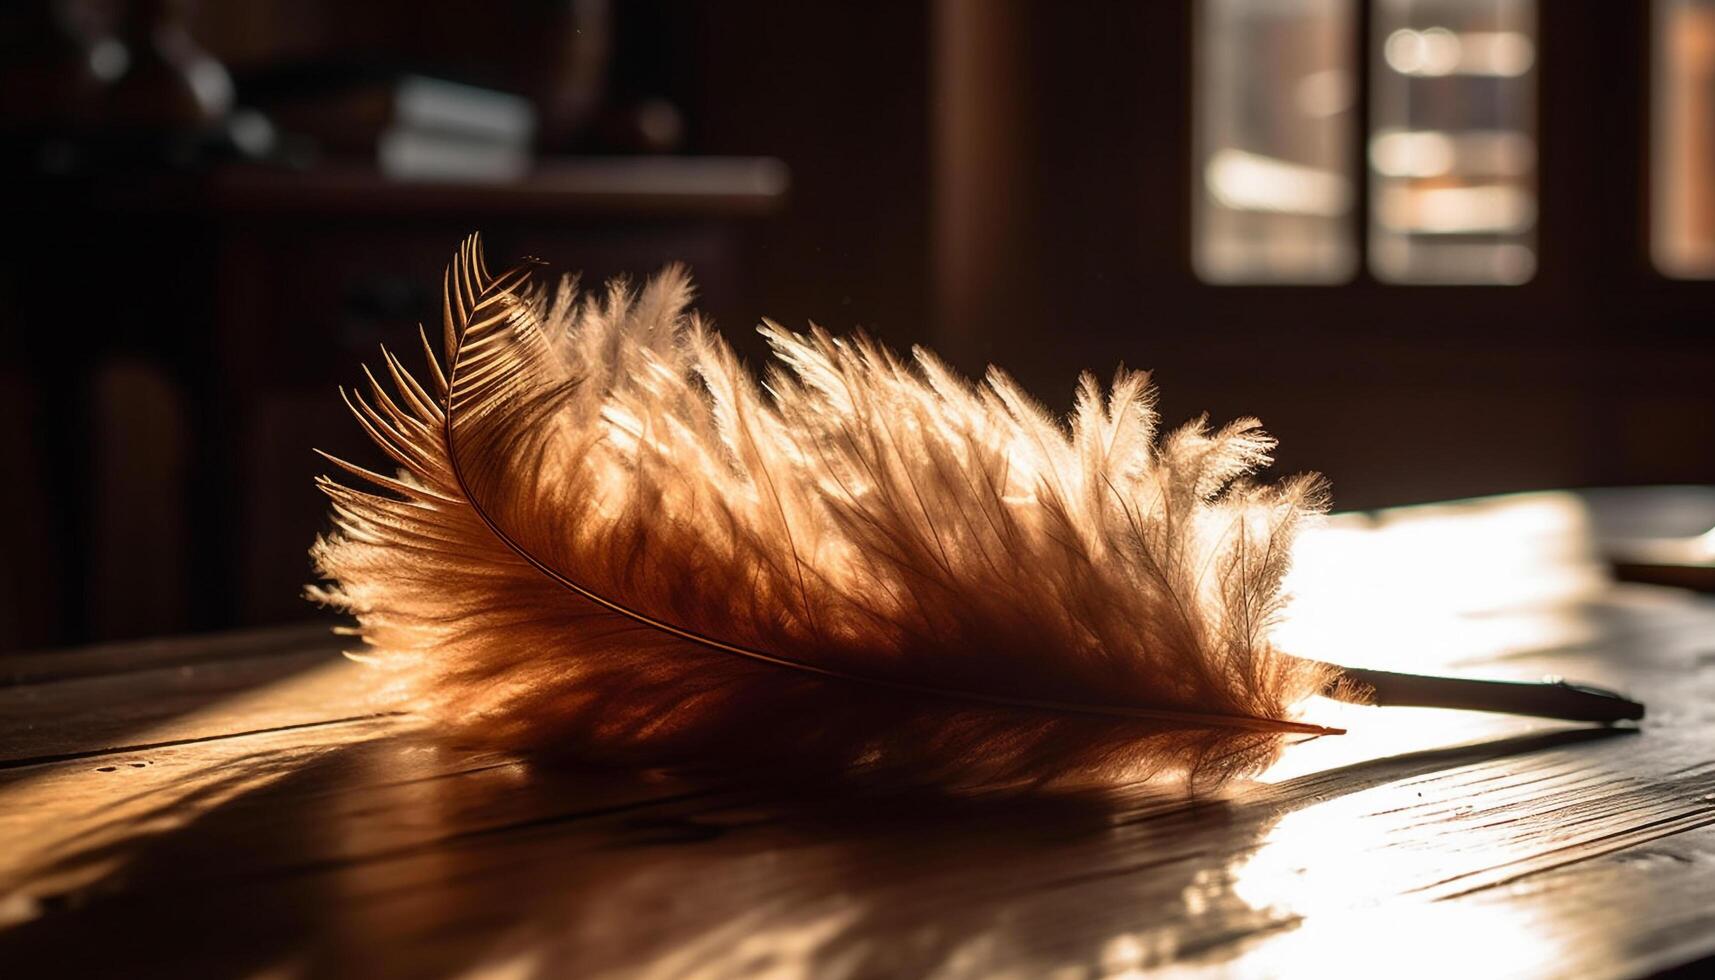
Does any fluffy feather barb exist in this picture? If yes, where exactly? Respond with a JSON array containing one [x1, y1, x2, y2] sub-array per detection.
[[310, 236, 1336, 790]]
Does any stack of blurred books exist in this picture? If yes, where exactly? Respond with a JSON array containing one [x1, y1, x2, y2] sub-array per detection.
[[255, 68, 536, 181]]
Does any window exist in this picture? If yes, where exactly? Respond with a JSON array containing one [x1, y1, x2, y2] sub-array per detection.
[[1194, 0, 1358, 284], [1194, 0, 1539, 285], [1653, 0, 1715, 278], [1371, 0, 1537, 283]]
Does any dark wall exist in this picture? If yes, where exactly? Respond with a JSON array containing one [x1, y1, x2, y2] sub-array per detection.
[[686, 2, 933, 351]]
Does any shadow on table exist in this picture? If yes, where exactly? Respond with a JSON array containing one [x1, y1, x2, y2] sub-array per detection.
[[0, 725, 1637, 978]]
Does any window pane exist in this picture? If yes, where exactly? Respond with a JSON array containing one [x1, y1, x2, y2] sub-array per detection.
[[1194, 0, 1358, 284], [1654, 0, 1715, 278], [1370, 0, 1537, 284]]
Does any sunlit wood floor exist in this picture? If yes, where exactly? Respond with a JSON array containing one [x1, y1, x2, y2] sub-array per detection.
[[2, 491, 1713, 977]]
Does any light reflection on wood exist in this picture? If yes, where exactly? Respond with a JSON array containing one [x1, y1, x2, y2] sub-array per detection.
[[1, 491, 1713, 976]]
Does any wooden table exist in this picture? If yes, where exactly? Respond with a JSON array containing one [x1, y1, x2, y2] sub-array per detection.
[[3, 490, 1714, 978]]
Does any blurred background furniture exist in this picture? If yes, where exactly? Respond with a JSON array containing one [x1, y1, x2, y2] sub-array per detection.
[[4, 1, 1715, 651], [11, 160, 787, 647]]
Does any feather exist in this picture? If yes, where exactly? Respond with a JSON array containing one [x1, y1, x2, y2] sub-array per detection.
[[309, 234, 1345, 791]]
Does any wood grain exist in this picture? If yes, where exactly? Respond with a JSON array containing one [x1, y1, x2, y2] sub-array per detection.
[[2, 491, 1713, 978]]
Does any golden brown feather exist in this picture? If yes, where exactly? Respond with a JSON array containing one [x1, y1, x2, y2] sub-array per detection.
[[309, 235, 1337, 791]]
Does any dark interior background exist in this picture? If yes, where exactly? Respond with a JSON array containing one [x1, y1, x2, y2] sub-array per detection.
[[2, 0, 1710, 653]]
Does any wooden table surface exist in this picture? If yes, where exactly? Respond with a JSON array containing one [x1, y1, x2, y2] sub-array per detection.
[[3, 490, 1714, 978]]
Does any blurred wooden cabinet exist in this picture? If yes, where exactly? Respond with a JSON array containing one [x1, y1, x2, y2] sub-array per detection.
[[3, 158, 785, 648]]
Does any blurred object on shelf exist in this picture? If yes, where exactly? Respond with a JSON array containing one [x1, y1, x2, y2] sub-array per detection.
[[250, 67, 537, 181], [0, 0, 273, 175], [0, 0, 122, 130], [104, 0, 232, 131], [253, 71, 535, 153], [191, 0, 633, 154], [0, 0, 673, 176], [0, 0, 120, 175], [589, 96, 687, 155]]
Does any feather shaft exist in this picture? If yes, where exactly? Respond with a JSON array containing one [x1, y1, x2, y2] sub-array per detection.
[[1322, 666, 1645, 723]]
